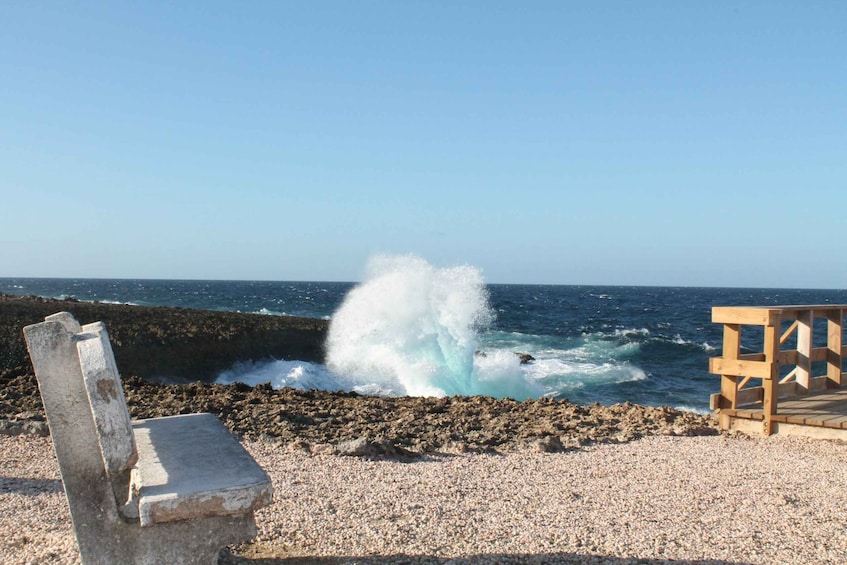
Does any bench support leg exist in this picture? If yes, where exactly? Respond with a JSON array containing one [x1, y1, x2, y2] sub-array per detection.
[[111, 514, 257, 565]]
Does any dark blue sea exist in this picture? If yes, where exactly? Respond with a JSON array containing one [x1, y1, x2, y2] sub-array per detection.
[[4, 264, 846, 414]]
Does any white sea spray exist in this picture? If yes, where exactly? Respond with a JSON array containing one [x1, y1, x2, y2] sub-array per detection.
[[324, 254, 544, 398]]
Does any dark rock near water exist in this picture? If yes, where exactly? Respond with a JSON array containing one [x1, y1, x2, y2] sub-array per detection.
[[0, 293, 718, 455], [0, 293, 327, 383], [515, 352, 535, 364]]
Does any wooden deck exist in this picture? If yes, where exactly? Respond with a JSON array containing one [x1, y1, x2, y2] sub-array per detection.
[[709, 304, 847, 440], [720, 389, 847, 440]]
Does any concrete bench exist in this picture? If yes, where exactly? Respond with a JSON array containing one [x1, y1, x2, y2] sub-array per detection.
[[24, 312, 273, 564]]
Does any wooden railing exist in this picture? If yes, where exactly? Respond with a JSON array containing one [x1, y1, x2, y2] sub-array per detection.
[[709, 305, 847, 435]]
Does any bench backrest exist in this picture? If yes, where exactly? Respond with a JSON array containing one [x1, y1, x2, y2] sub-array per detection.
[[76, 320, 138, 475], [24, 312, 128, 555], [25, 312, 138, 478]]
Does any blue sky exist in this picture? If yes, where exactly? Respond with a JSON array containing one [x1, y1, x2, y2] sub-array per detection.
[[2, 2, 845, 287]]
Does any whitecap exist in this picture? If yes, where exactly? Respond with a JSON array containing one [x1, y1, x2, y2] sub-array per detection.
[[254, 307, 287, 316]]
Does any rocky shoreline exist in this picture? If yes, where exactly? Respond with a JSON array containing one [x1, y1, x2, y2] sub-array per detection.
[[0, 293, 717, 454]]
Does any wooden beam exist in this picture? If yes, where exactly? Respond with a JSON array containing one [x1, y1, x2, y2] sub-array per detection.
[[710, 357, 773, 379], [811, 347, 831, 363], [777, 381, 799, 398], [741, 349, 826, 365], [796, 310, 812, 391], [736, 387, 764, 406], [810, 376, 834, 392], [712, 307, 779, 326], [780, 320, 800, 345], [762, 322, 780, 435], [718, 324, 741, 410], [709, 392, 722, 411], [827, 310, 843, 387], [779, 367, 799, 385], [739, 352, 766, 362], [772, 305, 847, 317]]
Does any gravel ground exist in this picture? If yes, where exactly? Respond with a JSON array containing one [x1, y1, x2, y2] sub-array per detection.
[[3, 433, 847, 565]]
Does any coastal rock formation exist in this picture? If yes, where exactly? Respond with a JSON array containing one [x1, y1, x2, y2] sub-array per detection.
[[125, 379, 718, 453], [0, 293, 327, 383], [0, 293, 717, 454]]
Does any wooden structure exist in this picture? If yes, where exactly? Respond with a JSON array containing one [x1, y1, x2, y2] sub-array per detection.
[[709, 304, 847, 439]]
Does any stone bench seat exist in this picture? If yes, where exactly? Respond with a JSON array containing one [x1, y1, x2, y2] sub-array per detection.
[[131, 413, 272, 526], [24, 312, 274, 564]]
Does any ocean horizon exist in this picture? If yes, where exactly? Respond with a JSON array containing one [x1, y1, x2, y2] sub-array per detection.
[[4, 270, 846, 414]]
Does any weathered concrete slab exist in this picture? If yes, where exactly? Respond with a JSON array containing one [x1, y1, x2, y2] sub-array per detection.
[[132, 413, 273, 526], [78, 321, 138, 475]]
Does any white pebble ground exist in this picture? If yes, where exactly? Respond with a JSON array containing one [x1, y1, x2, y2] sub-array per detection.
[[2, 433, 846, 564]]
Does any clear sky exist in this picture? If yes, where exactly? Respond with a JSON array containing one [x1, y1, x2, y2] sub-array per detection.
[[2, 2, 845, 288]]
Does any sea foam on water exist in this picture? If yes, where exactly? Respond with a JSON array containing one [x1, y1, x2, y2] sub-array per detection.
[[326, 254, 540, 398]]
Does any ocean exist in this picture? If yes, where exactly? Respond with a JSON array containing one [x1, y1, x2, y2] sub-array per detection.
[[3, 260, 846, 414]]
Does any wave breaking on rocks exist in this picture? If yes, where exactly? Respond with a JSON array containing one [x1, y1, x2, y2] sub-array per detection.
[[0, 293, 717, 455]]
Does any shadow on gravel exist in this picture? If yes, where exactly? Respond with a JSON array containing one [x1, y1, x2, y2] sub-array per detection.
[[0, 476, 64, 496], [220, 552, 750, 565]]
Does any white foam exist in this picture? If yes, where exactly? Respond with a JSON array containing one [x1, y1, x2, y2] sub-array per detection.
[[99, 299, 139, 306], [254, 307, 287, 316], [673, 404, 712, 415], [671, 334, 717, 352], [470, 349, 545, 399], [217, 360, 343, 391], [325, 254, 507, 397], [613, 328, 650, 338]]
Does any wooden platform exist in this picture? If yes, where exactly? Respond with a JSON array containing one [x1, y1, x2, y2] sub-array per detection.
[[709, 304, 847, 438], [720, 388, 847, 440]]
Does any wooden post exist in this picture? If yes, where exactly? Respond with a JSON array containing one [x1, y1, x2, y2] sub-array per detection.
[[761, 316, 780, 436], [796, 309, 812, 392], [827, 308, 843, 387], [717, 324, 741, 430], [720, 324, 741, 407]]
